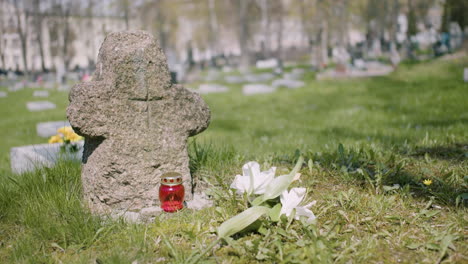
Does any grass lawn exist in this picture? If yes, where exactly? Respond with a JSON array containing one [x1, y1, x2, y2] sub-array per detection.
[[0, 56, 467, 263]]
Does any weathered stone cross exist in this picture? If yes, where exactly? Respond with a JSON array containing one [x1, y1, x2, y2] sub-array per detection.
[[67, 31, 210, 214]]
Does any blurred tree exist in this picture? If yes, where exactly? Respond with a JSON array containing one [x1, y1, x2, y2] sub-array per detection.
[[235, 0, 250, 70], [442, 0, 468, 32], [33, 0, 47, 72], [0, 0, 6, 69], [13, 0, 30, 75], [47, 0, 77, 72], [85, 0, 96, 67], [117, 0, 131, 30], [139, 0, 179, 55]]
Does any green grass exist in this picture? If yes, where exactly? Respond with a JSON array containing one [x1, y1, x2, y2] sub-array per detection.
[[0, 56, 467, 263]]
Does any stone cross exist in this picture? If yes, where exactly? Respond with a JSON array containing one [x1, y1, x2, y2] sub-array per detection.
[[67, 31, 210, 214]]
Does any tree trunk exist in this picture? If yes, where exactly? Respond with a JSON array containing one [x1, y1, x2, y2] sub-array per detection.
[[62, 7, 71, 71], [260, 0, 270, 58], [237, 0, 249, 70], [276, 0, 284, 70], [208, 0, 219, 65], [13, 0, 28, 76], [33, 0, 46, 72]]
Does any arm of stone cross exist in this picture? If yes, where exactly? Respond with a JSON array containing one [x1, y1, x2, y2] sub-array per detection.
[[67, 81, 111, 138], [171, 84, 211, 137]]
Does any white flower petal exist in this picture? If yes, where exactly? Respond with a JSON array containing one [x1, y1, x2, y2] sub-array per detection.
[[230, 174, 251, 195], [280, 188, 307, 216], [242, 162, 261, 177], [231, 162, 277, 195], [253, 167, 276, 194], [295, 206, 316, 223]]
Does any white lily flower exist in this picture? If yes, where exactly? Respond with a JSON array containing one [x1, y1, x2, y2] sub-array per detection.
[[230, 162, 276, 195], [280, 187, 316, 224]]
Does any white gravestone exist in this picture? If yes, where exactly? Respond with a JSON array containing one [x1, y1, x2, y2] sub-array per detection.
[[197, 84, 229, 94], [36, 121, 71, 138], [0, 91, 7, 98], [464, 68, 468, 83], [245, 73, 275, 82], [26, 101, 56, 112], [33, 91, 49, 97], [9, 82, 24, 92], [256, 58, 279, 69], [242, 84, 276, 95], [225, 75, 244, 84], [10, 141, 84, 174], [272, 79, 305, 89]]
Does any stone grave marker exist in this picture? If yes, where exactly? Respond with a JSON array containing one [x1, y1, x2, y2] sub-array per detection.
[[198, 84, 229, 94], [242, 84, 276, 95], [26, 101, 56, 112], [272, 79, 305, 89], [67, 30, 211, 216], [284, 68, 305, 80], [33, 91, 49, 97], [245, 73, 275, 83], [256, 58, 278, 69], [10, 141, 84, 174], [464, 68, 468, 83], [225, 75, 244, 84], [9, 82, 24, 92], [37, 121, 71, 138], [0, 91, 7, 98]]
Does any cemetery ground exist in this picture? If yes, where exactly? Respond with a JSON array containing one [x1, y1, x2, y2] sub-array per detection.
[[0, 57, 467, 263]]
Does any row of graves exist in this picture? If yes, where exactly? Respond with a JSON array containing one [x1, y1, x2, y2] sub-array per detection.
[[193, 59, 307, 96]]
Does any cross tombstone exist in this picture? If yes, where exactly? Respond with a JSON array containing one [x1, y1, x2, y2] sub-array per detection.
[[67, 31, 210, 214]]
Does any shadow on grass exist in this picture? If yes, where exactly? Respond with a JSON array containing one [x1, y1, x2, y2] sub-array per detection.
[[274, 144, 467, 207], [408, 143, 468, 161]]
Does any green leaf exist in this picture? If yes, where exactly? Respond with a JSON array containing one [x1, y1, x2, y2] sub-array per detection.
[[269, 203, 282, 222], [405, 243, 421, 250], [217, 206, 270, 238], [425, 243, 440, 251], [263, 156, 304, 201]]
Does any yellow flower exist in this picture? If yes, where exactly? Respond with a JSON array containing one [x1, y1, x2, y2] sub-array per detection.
[[57, 126, 74, 138], [423, 179, 432, 186], [48, 135, 64, 144], [67, 133, 83, 142]]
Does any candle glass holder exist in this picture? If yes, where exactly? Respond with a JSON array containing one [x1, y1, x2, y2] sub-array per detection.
[[159, 172, 184, 212]]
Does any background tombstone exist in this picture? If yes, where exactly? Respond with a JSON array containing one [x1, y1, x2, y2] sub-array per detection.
[[464, 68, 468, 83], [67, 31, 211, 215], [33, 91, 49, 97], [26, 101, 56, 112], [37, 121, 71, 138]]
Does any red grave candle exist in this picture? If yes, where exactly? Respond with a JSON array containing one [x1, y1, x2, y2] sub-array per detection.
[[159, 172, 185, 212]]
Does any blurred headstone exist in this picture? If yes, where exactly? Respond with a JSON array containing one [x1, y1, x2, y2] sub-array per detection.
[[272, 79, 305, 89], [354, 59, 366, 69], [256, 58, 279, 69], [198, 84, 229, 94], [9, 82, 24, 92], [242, 84, 276, 95], [36, 121, 71, 138], [33, 91, 49, 97], [225, 75, 244, 84], [464, 68, 468, 83], [244, 73, 275, 82], [26, 101, 56, 112], [10, 142, 83, 174], [0, 91, 7, 98], [284, 68, 305, 80]]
